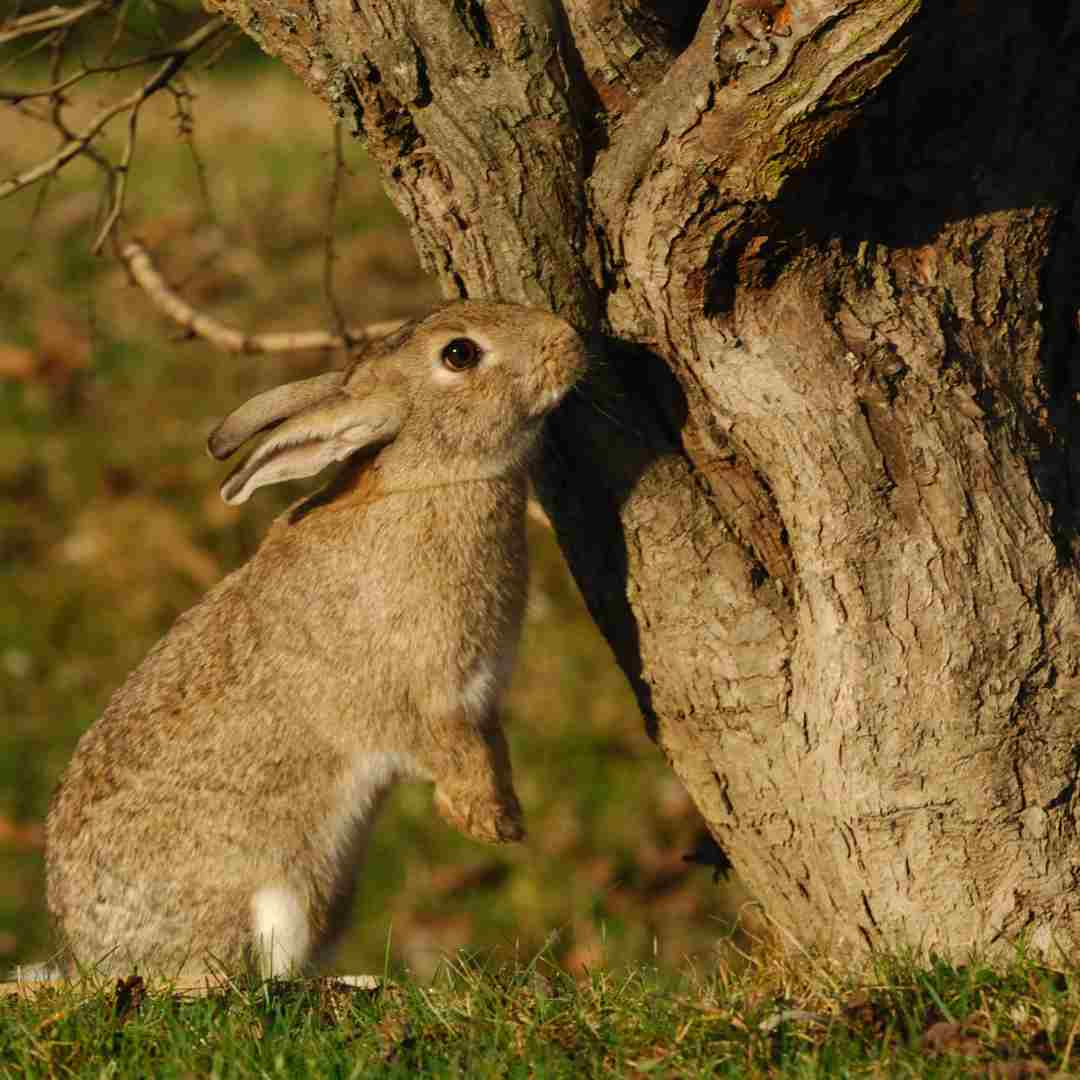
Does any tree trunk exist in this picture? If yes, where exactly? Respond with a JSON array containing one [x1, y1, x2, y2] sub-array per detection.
[[201, 0, 1080, 957]]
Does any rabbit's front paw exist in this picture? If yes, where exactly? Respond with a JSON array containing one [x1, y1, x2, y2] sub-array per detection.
[[435, 786, 525, 843]]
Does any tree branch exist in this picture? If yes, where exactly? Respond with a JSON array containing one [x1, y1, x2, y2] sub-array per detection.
[[0, 1, 112, 45], [592, 0, 921, 335], [201, 0, 601, 325], [558, 0, 700, 121], [0, 46, 223, 104], [0, 17, 230, 201], [321, 121, 349, 341], [120, 240, 404, 354]]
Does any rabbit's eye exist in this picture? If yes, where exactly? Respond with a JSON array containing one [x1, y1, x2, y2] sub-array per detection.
[[441, 338, 483, 372]]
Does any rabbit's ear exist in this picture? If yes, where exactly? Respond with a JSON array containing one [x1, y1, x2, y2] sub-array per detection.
[[219, 392, 404, 505], [207, 371, 346, 461]]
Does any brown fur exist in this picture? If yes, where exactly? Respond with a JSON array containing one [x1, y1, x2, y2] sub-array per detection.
[[45, 301, 587, 977]]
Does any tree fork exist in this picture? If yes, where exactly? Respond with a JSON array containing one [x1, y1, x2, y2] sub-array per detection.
[[201, 0, 1080, 956]]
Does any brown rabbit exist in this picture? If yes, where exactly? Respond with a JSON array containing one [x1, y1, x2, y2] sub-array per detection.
[[45, 301, 587, 978]]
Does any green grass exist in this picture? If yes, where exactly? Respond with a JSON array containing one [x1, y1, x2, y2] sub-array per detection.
[[3, 948, 1078, 1077]]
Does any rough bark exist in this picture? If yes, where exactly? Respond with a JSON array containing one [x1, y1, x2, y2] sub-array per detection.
[[201, 0, 1080, 957]]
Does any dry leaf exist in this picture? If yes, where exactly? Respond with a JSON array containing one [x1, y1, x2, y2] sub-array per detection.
[[987, 1061, 1050, 1078], [427, 862, 508, 898], [36, 315, 92, 381], [923, 1019, 984, 1056], [0, 344, 36, 380], [0, 817, 45, 850]]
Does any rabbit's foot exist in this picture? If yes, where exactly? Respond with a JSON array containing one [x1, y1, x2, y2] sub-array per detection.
[[420, 710, 526, 842], [435, 785, 525, 843]]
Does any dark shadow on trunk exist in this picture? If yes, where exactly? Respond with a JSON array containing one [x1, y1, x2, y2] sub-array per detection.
[[533, 340, 689, 740]]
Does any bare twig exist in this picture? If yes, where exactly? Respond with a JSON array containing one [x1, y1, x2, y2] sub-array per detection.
[[120, 240, 405, 353], [322, 120, 349, 341], [171, 79, 218, 225], [0, 64, 87, 103], [0, 16, 229, 200], [0, 50, 200, 103], [46, 28, 72, 141], [100, 0, 132, 63], [0, 1, 112, 46], [90, 100, 137, 253], [198, 25, 242, 73]]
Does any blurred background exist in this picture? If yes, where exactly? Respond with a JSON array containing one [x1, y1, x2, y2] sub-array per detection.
[[0, 6, 744, 979]]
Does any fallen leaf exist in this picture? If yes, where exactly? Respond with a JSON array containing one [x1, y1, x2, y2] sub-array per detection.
[[0, 817, 45, 850], [987, 1060, 1050, 1078], [759, 1007, 829, 1033], [427, 861, 508, 897], [36, 315, 92, 382], [923, 1019, 984, 1056], [0, 344, 36, 380]]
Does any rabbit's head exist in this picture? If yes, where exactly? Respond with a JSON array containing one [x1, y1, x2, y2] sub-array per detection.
[[208, 301, 587, 504]]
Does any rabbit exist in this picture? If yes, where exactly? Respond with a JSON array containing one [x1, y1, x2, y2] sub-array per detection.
[[45, 300, 587, 979]]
